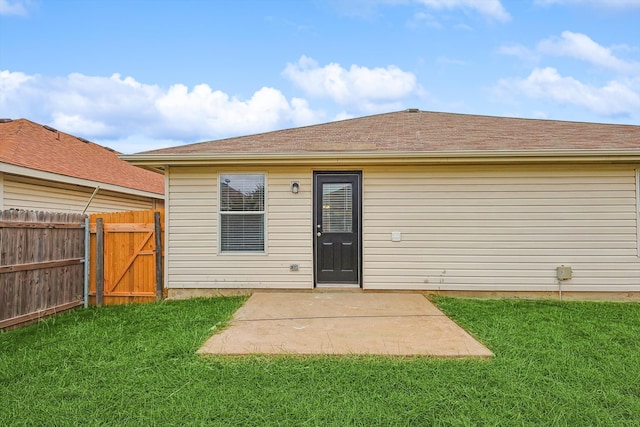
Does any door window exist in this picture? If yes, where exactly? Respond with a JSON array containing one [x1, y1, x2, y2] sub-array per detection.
[[322, 183, 352, 233]]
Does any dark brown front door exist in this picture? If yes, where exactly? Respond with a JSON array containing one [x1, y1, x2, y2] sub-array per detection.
[[314, 172, 361, 286]]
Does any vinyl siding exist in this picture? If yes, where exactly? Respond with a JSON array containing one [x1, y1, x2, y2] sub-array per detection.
[[3, 174, 157, 213], [362, 164, 640, 292], [166, 166, 314, 289], [166, 163, 640, 292]]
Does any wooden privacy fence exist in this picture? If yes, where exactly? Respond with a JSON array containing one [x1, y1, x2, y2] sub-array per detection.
[[89, 209, 164, 306], [0, 210, 86, 329]]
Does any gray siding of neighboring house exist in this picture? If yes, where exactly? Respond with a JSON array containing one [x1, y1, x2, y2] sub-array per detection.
[[1, 174, 161, 214]]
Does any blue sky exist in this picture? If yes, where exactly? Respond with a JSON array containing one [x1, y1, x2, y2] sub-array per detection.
[[1, 0, 640, 153]]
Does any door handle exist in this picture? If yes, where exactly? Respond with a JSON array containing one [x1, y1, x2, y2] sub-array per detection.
[[317, 232, 322, 237]]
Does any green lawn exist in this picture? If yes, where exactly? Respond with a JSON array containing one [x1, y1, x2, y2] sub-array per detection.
[[1, 296, 639, 426]]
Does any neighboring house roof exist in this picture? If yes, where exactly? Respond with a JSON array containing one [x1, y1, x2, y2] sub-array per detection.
[[0, 118, 164, 195], [123, 110, 640, 167]]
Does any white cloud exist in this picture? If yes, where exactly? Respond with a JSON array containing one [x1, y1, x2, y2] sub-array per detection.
[[1, 59, 426, 152], [535, 0, 640, 8], [332, 0, 509, 25], [51, 113, 111, 137], [497, 43, 539, 62], [99, 134, 186, 155], [497, 67, 640, 116], [417, 0, 510, 22], [333, 111, 355, 121], [2, 54, 429, 153], [0, 69, 32, 90], [154, 84, 316, 138], [282, 56, 420, 109], [500, 32, 639, 73], [538, 31, 640, 74], [496, 31, 640, 121], [408, 11, 444, 29], [0, 69, 325, 153], [0, 0, 29, 15]]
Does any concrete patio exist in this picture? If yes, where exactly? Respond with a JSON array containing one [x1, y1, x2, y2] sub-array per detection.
[[198, 292, 493, 357]]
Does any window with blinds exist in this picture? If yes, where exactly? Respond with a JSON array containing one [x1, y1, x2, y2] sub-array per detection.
[[322, 182, 353, 233], [220, 174, 265, 252]]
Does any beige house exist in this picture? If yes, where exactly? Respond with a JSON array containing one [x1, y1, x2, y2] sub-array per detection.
[[123, 110, 640, 299], [0, 119, 164, 213]]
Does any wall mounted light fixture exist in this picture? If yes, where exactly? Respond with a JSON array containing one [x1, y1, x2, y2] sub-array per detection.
[[291, 181, 300, 194]]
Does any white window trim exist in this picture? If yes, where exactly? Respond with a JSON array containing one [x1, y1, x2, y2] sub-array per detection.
[[217, 172, 268, 255]]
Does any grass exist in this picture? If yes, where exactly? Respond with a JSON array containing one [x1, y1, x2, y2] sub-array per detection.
[[1, 296, 639, 426]]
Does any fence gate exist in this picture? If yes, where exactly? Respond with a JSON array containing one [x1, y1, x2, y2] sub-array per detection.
[[89, 209, 164, 306]]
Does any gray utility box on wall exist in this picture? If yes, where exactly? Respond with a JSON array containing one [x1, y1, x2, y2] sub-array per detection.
[[556, 265, 572, 281]]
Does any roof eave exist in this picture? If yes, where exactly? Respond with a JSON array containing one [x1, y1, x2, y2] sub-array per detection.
[[121, 149, 640, 167], [0, 162, 165, 198]]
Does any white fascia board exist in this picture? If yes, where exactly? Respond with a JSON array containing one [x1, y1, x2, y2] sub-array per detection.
[[121, 149, 640, 167], [0, 162, 164, 199]]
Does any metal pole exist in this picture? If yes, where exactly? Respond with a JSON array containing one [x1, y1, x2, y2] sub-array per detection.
[[83, 217, 90, 308], [82, 186, 100, 215], [96, 218, 104, 307], [154, 211, 163, 301]]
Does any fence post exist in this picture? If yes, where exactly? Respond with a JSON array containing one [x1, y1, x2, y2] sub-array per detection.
[[83, 216, 90, 308], [154, 211, 163, 301], [96, 217, 104, 307]]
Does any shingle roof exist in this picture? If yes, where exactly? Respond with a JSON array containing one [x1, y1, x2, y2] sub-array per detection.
[[0, 119, 164, 195], [140, 110, 640, 155]]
